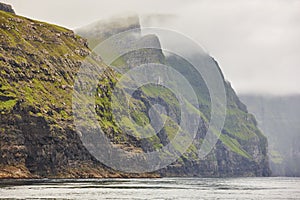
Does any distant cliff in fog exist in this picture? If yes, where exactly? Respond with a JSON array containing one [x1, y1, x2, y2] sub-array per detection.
[[240, 94, 300, 176]]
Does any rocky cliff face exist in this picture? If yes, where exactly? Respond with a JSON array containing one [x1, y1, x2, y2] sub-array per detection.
[[0, 10, 157, 178], [0, 2, 15, 14], [240, 94, 300, 176], [76, 16, 271, 177], [0, 10, 270, 178], [161, 55, 270, 177], [0, 10, 108, 178]]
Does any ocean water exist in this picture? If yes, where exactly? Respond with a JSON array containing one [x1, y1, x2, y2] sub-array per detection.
[[0, 177, 299, 199]]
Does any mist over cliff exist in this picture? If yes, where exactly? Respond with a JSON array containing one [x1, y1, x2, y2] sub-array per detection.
[[77, 15, 270, 177], [240, 94, 300, 176]]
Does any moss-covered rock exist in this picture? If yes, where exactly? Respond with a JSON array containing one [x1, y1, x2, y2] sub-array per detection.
[[0, 10, 158, 178], [76, 15, 271, 177]]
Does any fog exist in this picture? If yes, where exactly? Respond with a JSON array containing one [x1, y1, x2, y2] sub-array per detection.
[[2, 0, 300, 95], [240, 94, 300, 176]]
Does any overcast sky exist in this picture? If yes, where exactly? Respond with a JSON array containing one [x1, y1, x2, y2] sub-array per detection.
[[2, 0, 300, 95]]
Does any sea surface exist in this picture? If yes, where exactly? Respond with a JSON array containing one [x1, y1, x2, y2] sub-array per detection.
[[0, 177, 299, 199]]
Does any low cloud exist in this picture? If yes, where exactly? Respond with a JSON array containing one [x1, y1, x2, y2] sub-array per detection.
[[3, 0, 300, 94]]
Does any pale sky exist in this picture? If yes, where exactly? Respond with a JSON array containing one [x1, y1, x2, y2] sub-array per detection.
[[2, 0, 300, 95]]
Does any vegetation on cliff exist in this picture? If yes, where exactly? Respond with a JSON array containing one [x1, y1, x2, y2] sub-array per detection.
[[77, 16, 271, 177], [0, 10, 156, 178], [0, 9, 270, 178]]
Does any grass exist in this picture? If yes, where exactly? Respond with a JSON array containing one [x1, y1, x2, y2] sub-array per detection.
[[223, 108, 258, 140], [0, 10, 89, 124], [269, 150, 283, 164], [220, 134, 251, 159], [0, 99, 17, 112]]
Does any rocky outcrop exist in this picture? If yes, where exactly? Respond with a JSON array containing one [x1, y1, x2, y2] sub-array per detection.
[[0, 2, 15, 14]]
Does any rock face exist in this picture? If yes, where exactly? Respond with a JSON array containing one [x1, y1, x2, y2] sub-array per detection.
[[0, 10, 156, 178], [0, 2, 15, 14], [0, 10, 270, 178], [240, 94, 300, 176], [0, 10, 108, 178], [77, 16, 271, 177]]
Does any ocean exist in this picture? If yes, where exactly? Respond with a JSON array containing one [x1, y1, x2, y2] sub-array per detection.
[[0, 177, 299, 199]]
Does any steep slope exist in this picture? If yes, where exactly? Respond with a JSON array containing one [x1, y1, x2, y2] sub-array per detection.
[[164, 55, 270, 176], [0, 10, 157, 178], [240, 94, 300, 176], [0, 8, 271, 178], [76, 16, 271, 177]]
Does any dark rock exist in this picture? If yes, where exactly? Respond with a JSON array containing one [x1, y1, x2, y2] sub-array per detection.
[[0, 2, 15, 14]]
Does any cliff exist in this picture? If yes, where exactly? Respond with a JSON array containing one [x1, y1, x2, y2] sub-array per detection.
[[240, 94, 300, 176], [0, 10, 270, 178], [0, 10, 156, 178], [76, 16, 271, 177]]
